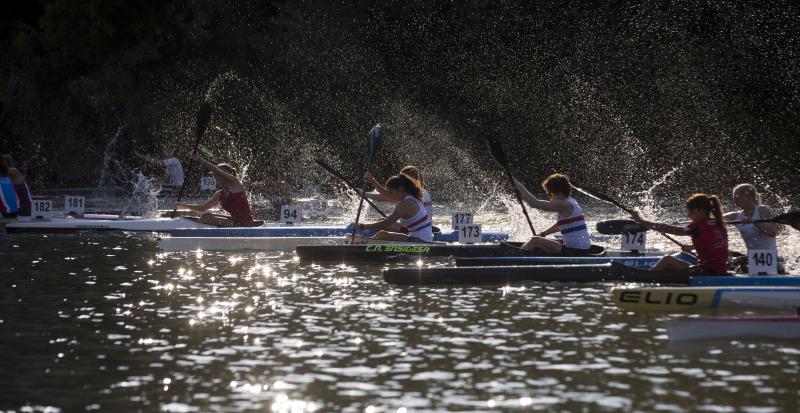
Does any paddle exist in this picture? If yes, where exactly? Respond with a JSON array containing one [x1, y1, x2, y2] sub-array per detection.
[[596, 219, 648, 235], [171, 101, 212, 218], [726, 210, 800, 231], [571, 185, 686, 248], [486, 139, 537, 236], [351, 124, 382, 243], [314, 158, 388, 218]]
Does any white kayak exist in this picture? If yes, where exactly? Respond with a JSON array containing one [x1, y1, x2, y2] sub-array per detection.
[[6, 216, 214, 233], [666, 316, 800, 341], [158, 235, 449, 252], [158, 236, 346, 252]]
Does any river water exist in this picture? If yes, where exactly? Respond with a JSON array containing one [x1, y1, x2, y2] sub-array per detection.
[[1, 208, 799, 412]]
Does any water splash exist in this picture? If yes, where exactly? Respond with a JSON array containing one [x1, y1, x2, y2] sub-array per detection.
[[98, 124, 126, 187]]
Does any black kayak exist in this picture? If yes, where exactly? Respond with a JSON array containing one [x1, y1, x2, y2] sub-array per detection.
[[383, 263, 691, 285], [295, 242, 606, 263]]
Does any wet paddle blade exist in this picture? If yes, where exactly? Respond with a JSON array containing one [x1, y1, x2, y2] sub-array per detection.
[[196, 101, 212, 139], [772, 210, 800, 231], [596, 219, 648, 235], [367, 124, 382, 162], [486, 139, 509, 170]]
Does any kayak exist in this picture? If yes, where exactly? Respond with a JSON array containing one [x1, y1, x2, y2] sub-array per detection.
[[665, 316, 800, 341], [613, 286, 800, 312], [690, 275, 800, 287], [383, 263, 691, 285], [159, 236, 344, 252], [455, 252, 693, 269], [295, 242, 608, 263], [5, 216, 215, 233], [168, 226, 510, 242]]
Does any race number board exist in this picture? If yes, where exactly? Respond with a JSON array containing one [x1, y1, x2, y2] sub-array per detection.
[[748, 249, 778, 275], [281, 205, 302, 225], [451, 212, 474, 231], [200, 177, 216, 191], [65, 196, 85, 215], [458, 224, 482, 244], [33, 199, 54, 218], [621, 232, 646, 252]]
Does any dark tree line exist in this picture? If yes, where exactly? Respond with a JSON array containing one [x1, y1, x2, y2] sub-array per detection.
[[1, 0, 798, 203]]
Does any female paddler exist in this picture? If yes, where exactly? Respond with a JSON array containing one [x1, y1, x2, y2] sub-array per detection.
[[352, 173, 433, 242], [175, 153, 259, 227], [364, 165, 433, 233], [630, 193, 729, 274], [723, 183, 782, 274], [511, 173, 592, 255]]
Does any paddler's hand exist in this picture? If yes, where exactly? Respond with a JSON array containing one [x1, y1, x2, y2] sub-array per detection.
[[351, 222, 366, 231], [628, 211, 643, 222], [680, 244, 694, 253], [363, 171, 377, 184]]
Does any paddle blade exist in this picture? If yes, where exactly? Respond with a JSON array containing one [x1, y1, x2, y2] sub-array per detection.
[[596, 219, 648, 235], [196, 101, 212, 139], [367, 124, 382, 161], [773, 210, 800, 231], [486, 139, 509, 169]]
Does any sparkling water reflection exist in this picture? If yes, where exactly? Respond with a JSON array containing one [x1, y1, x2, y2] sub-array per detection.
[[1, 228, 798, 412]]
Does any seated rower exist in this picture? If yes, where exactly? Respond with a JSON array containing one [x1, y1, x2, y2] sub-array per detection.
[[724, 183, 783, 274], [510, 173, 592, 255], [175, 153, 259, 227], [133, 144, 184, 194], [352, 173, 433, 242], [1, 154, 32, 217], [630, 193, 728, 274], [364, 165, 433, 233]]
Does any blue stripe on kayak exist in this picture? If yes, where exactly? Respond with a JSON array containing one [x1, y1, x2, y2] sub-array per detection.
[[170, 226, 509, 242], [691, 276, 800, 287]]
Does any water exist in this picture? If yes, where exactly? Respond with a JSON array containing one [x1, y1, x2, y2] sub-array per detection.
[[1, 209, 799, 412]]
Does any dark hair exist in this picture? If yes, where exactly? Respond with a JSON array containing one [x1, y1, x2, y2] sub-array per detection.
[[687, 193, 726, 231], [542, 173, 571, 196], [217, 163, 237, 177], [385, 173, 423, 200], [399, 165, 422, 186]]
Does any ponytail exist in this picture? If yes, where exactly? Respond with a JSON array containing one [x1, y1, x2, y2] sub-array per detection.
[[385, 173, 423, 200], [687, 193, 726, 231]]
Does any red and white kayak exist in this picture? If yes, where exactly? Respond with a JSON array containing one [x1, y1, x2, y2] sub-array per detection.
[[665, 316, 800, 341]]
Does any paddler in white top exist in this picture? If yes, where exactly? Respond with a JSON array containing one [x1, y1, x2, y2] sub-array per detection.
[[364, 165, 434, 232], [134, 144, 184, 189], [723, 183, 783, 273], [511, 173, 592, 255], [352, 173, 434, 242]]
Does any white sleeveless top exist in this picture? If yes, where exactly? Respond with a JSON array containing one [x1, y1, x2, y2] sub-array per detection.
[[398, 195, 433, 242], [422, 189, 433, 219], [556, 197, 591, 250], [736, 207, 777, 251]]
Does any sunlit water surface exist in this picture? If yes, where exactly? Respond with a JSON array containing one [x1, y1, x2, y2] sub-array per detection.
[[1, 209, 799, 412]]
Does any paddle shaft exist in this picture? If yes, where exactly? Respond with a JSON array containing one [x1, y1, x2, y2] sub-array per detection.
[[171, 103, 211, 218], [350, 126, 382, 243], [486, 140, 536, 236], [314, 159, 388, 218]]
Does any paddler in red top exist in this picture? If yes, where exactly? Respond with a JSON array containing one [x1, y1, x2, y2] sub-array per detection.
[[175, 153, 259, 227], [629, 193, 729, 274]]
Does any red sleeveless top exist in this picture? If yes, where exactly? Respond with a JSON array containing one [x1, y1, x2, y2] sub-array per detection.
[[219, 188, 254, 226], [684, 219, 728, 274]]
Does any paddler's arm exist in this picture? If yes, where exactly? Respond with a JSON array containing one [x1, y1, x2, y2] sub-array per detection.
[[539, 223, 559, 237], [133, 150, 162, 167], [176, 190, 221, 213], [353, 199, 409, 231], [364, 172, 393, 203], [628, 211, 686, 236], [754, 205, 780, 236], [510, 179, 565, 212], [193, 153, 243, 190]]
